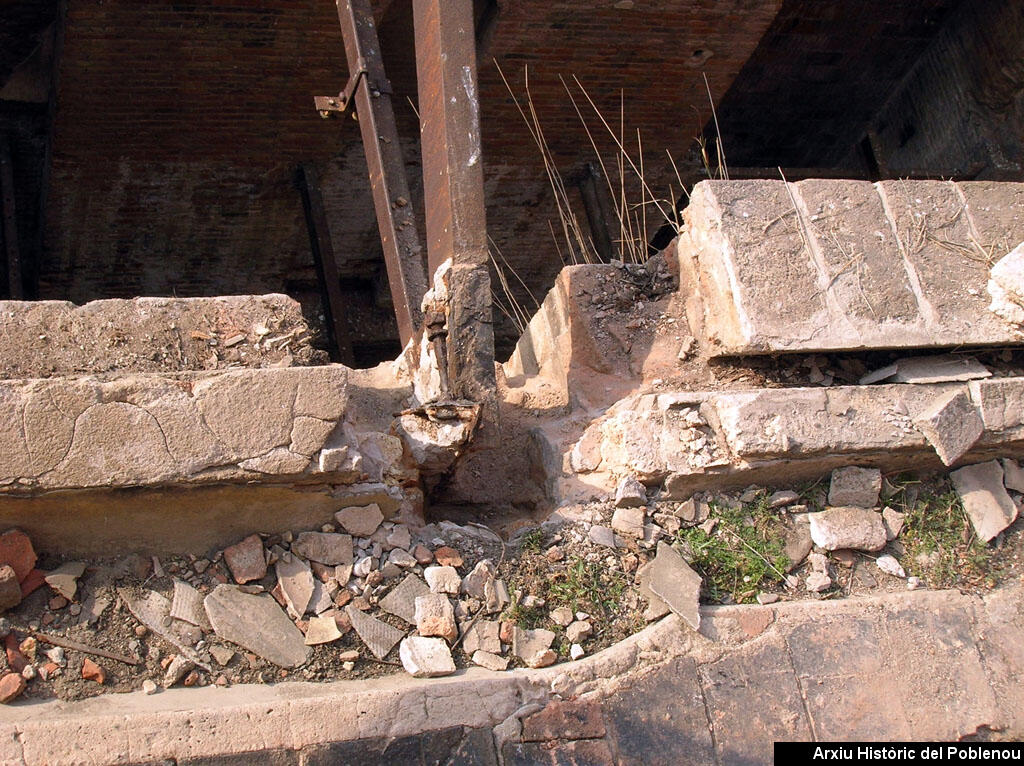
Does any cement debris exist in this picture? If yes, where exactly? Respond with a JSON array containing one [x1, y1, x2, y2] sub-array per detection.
[[648, 542, 702, 630], [809, 507, 887, 551], [828, 466, 882, 509], [951, 461, 1020, 542], [203, 585, 310, 668]]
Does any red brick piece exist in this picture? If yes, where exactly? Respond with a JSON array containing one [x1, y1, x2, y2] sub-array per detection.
[[521, 700, 607, 742], [433, 546, 463, 568], [81, 658, 105, 684], [19, 569, 47, 598], [0, 565, 22, 611], [223, 534, 267, 584], [4, 635, 27, 674], [0, 530, 36, 583], [0, 672, 25, 703]]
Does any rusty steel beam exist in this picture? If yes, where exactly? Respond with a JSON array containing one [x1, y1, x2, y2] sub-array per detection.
[[414, 0, 495, 401], [0, 134, 22, 300], [297, 163, 355, 366], [329, 0, 428, 347]]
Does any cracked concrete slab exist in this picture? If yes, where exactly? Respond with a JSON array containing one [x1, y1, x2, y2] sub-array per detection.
[[0, 365, 411, 493]]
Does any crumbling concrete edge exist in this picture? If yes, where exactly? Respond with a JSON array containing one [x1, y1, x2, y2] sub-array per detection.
[[0, 584, 1018, 764]]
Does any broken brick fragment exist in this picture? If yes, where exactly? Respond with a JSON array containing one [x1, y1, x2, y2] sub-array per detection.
[[0, 672, 25, 703], [81, 658, 105, 684], [0, 530, 36, 583], [19, 569, 47, 599], [433, 546, 463, 568], [4, 634, 27, 674], [223, 534, 267, 584]]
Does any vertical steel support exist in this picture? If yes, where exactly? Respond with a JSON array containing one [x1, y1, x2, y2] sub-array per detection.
[[0, 134, 22, 300], [334, 0, 428, 347], [297, 163, 356, 366], [414, 0, 496, 401]]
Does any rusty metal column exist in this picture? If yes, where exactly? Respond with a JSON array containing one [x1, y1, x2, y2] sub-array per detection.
[[414, 0, 496, 401], [332, 0, 428, 346]]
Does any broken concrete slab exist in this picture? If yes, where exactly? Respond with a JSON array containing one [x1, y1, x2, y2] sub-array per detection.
[[882, 507, 905, 541], [512, 627, 557, 668], [290, 532, 353, 567], [223, 534, 267, 584], [808, 508, 887, 551], [635, 560, 670, 622], [828, 467, 882, 508], [912, 388, 984, 466], [863, 355, 993, 385], [399, 636, 456, 678], [170, 580, 210, 629], [275, 554, 314, 618], [782, 515, 813, 571], [203, 585, 310, 668], [345, 605, 405, 660], [120, 589, 212, 672], [462, 620, 501, 655], [648, 542, 702, 630], [424, 566, 461, 595], [989, 243, 1024, 305], [1001, 458, 1024, 493], [950, 461, 1020, 542], [471, 650, 508, 671], [378, 574, 431, 625]]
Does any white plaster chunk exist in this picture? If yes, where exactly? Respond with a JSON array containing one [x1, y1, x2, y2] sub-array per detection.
[[399, 636, 456, 678], [424, 565, 461, 595]]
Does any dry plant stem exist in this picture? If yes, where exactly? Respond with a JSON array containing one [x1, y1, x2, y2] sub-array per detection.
[[571, 75, 675, 224], [703, 72, 729, 180]]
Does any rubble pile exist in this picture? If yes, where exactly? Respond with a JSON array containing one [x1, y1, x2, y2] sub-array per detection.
[[0, 455, 1018, 704]]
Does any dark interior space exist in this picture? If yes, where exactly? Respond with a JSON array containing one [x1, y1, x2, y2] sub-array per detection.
[[0, 0, 1022, 365]]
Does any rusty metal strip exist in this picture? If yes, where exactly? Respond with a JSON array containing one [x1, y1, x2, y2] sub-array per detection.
[[297, 162, 355, 366], [326, 0, 428, 347], [413, 0, 496, 400], [0, 134, 22, 300]]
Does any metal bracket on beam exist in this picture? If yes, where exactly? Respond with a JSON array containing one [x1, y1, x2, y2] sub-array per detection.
[[314, 69, 366, 118]]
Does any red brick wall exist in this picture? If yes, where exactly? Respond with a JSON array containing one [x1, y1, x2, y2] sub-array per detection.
[[40, 0, 781, 354]]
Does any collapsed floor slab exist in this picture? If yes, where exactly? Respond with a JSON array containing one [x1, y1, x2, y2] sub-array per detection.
[[677, 179, 1024, 356], [547, 377, 1024, 502]]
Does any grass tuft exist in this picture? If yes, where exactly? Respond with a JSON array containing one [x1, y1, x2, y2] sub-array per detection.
[[676, 492, 789, 604]]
